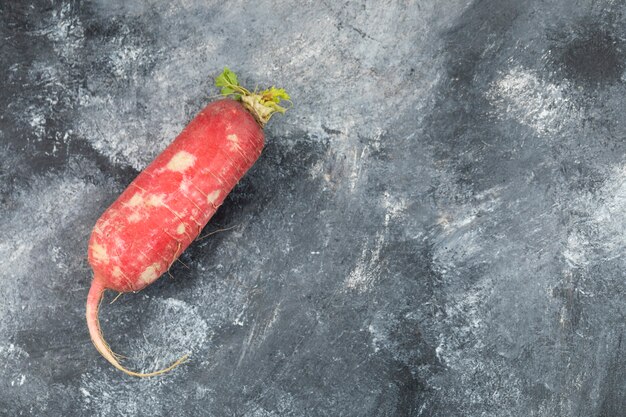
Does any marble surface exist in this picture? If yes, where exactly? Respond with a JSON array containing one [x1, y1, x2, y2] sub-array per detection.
[[1, 0, 625, 415]]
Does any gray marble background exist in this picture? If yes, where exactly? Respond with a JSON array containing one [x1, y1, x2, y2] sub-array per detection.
[[1, 0, 625, 416]]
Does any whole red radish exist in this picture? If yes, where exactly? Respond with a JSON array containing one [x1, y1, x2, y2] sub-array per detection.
[[86, 68, 290, 377]]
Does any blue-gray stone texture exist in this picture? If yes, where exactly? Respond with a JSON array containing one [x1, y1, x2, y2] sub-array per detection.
[[1, 1, 625, 416]]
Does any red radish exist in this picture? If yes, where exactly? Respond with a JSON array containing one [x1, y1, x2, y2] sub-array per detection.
[[86, 68, 290, 377]]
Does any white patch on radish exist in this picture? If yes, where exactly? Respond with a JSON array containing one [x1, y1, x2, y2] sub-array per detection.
[[176, 223, 186, 235], [91, 243, 109, 263], [126, 193, 144, 207], [166, 151, 196, 172], [147, 194, 165, 207], [112, 266, 123, 279], [127, 212, 142, 223], [139, 262, 161, 285], [227, 134, 240, 151], [206, 190, 220, 205], [179, 179, 190, 193]]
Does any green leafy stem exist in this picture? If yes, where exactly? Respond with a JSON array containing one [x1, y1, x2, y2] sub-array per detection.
[[215, 67, 291, 127]]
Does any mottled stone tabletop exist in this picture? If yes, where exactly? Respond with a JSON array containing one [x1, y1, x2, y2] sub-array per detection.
[[1, 1, 625, 416]]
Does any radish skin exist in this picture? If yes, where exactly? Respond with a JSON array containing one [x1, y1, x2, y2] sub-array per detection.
[[86, 69, 289, 377]]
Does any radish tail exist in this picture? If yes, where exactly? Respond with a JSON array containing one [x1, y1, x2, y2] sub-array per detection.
[[86, 278, 189, 377]]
